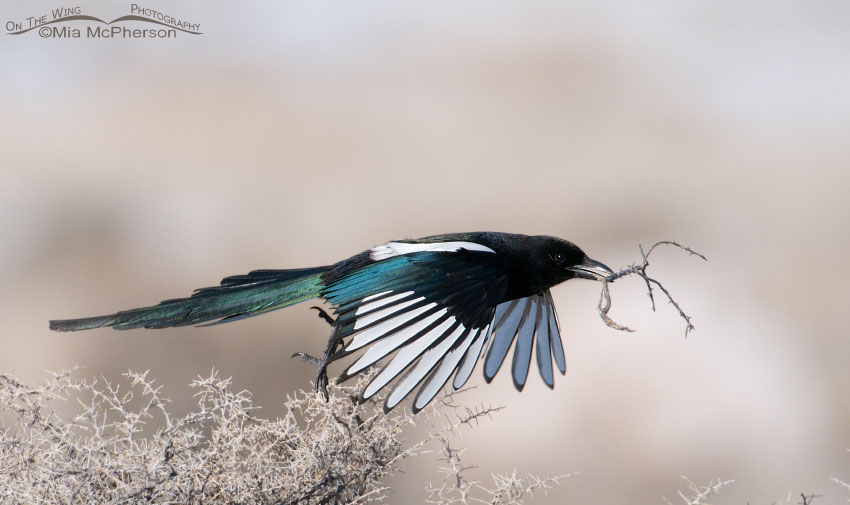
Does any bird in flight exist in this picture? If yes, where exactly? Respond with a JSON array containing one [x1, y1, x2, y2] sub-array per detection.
[[50, 232, 613, 413]]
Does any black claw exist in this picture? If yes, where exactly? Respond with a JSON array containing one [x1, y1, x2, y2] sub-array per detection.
[[310, 306, 336, 326]]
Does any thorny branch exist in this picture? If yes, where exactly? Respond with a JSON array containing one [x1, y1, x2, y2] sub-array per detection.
[[597, 241, 706, 337], [425, 435, 576, 505]]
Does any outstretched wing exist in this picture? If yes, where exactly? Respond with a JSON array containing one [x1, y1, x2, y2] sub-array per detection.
[[322, 244, 567, 412], [323, 247, 505, 412], [482, 290, 565, 391]]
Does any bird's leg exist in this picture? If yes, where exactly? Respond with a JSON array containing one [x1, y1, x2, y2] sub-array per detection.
[[314, 324, 344, 399], [291, 306, 343, 400]]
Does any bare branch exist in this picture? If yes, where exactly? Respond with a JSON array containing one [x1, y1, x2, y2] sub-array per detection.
[[661, 476, 733, 505], [597, 241, 706, 337], [799, 493, 822, 505]]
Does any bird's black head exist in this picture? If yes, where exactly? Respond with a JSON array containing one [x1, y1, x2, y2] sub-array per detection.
[[507, 235, 613, 298]]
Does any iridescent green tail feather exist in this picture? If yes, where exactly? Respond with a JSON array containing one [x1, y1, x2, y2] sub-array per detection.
[[49, 267, 328, 332]]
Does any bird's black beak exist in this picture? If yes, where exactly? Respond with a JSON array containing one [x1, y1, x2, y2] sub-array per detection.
[[568, 257, 614, 281]]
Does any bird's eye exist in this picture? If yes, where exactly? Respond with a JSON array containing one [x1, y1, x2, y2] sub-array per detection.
[[551, 252, 566, 264]]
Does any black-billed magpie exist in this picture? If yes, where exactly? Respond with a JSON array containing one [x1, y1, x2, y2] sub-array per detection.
[[50, 232, 612, 412]]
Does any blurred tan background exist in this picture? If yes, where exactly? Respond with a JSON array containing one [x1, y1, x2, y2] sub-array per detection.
[[2, 1, 849, 503]]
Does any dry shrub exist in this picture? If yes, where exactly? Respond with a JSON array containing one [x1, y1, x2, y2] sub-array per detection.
[[0, 368, 568, 504]]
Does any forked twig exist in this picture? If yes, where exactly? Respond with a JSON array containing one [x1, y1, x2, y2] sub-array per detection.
[[597, 241, 706, 337]]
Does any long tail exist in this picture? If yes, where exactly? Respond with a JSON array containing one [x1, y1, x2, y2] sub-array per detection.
[[49, 266, 329, 332]]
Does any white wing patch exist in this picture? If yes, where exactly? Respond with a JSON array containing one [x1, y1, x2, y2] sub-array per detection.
[[369, 241, 496, 261], [347, 308, 447, 375], [355, 291, 412, 315], [348, 301, 435, 350], [386, 322, 470, 409], [414, 325, 481, 410], [363, 318, 462, 399], [353, 293, 421, 329], [361, 290, 392, 303]]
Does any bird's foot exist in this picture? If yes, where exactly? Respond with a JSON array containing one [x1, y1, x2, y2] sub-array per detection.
[[291, 351, 332, 399]]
